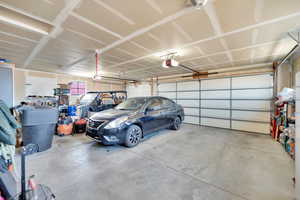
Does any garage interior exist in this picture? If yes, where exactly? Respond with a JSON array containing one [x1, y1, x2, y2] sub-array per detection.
[[0, 0, 299, 199]]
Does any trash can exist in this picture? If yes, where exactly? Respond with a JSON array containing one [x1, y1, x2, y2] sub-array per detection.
[[21, 108, 58, 152]]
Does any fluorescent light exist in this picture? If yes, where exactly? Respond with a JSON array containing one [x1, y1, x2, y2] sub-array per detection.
[[0, 15, 49, 35]]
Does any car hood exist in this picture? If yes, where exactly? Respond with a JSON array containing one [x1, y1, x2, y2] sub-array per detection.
[[90, 109, 132, 121]]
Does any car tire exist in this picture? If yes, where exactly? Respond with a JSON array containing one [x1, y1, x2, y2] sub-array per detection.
[[170, 117, 181, 130], [124, 125, 142, 147]]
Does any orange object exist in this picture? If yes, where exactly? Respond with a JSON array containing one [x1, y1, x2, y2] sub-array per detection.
[[57, 123, 73, 135], [8, 164, 13, 172], [75, 119, 87, 125]]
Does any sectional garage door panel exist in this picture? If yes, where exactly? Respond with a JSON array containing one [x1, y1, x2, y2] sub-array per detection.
[[159, 92, 176, 100], [232, 121, 269, 134], [202, 90, 230, 99], [184, 108, 199, 116], [201, 118, 230, 129], [177, 91, 200, 99], [177, 99, 199, 107], [177, 81, 199, 91], [232, 74, 273, 89], [184, 116, 199, 125], [157, 74, 273, 134], [201, 109, 230, 119], [232, 100, 271, 110], [201, 78, 230, 90], [158, 83, 176, 92], [232, 111, 271, 122], [232, 89, 273, 99], [201, 100, 230, 109]]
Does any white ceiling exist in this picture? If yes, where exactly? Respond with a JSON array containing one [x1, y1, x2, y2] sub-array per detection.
[[0, 0, 299, 79]]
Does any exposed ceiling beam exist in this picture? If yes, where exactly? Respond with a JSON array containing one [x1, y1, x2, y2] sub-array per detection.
[[60, 54, 93, 70], [181, 39, 283, 63], [23, 0, 82, 68], [65, 28, 106, 45], [108, 11, 300, 69], [0, 39, 29, 48], [61, 6, 195, 69], [145, 0, 163, 15], [203, 2, 233, 66], [101, 7, 195, 53], [0, 2, 54, 25], [93, 0, 136, 25], [0, 30, 38, 43], [70, 12, 123, 39]]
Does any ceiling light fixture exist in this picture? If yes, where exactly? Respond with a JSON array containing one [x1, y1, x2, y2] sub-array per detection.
[[0, 15, 49, 35]]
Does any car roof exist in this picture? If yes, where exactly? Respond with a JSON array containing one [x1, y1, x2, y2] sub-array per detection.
[[128, 96, 169, 100], [87, 91, 127, 94]]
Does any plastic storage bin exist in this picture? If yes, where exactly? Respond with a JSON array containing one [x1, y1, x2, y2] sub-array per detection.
[[21, 108, 58, 152]]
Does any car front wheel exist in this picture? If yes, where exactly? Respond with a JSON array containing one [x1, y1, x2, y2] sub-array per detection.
[[124, 125, 142, 147], [170, 117, 181, 130]]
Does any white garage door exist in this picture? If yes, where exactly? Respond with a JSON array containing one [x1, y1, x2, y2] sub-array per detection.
[[127, 83, 151, 98], [158, 74, 273, 134]]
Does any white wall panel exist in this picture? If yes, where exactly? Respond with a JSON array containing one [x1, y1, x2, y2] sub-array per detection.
[[202, 90, 230, 99], [177, 91, 199, 99], [232, 111, 270, 122], [201, 78, 230, 90], [232, 100, 271, 110], [184, 116, 199, 124], [177, 81, 199, 91], [184, 108, 199, 116], [177, 99, 199, 107], [232, 89, 273, 99], [201, 118, 230, 128], [201, 100, 230, 109], [232, 121, 269, 134], [158, 83, 176, 91], [26, 76, 57, 96], [201, 109, 230, 119], [159, 92, 176, 99], [232, 74, 273, 89]]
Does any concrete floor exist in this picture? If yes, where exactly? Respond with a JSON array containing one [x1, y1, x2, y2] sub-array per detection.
[[18, 124, 294, 200]]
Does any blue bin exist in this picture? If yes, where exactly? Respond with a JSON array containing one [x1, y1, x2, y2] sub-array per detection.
[[67, 106, 77, 116]]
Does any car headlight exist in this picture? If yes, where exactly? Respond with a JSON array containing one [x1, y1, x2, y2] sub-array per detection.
[[104, 116, 128, 129]]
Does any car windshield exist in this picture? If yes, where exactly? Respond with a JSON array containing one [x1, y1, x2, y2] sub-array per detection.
[[80, 93, 98, 105], [115, 98, 147, 110]]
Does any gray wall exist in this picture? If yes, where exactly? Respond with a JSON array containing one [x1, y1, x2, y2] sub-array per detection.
[[0, 67, 13, 107]]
